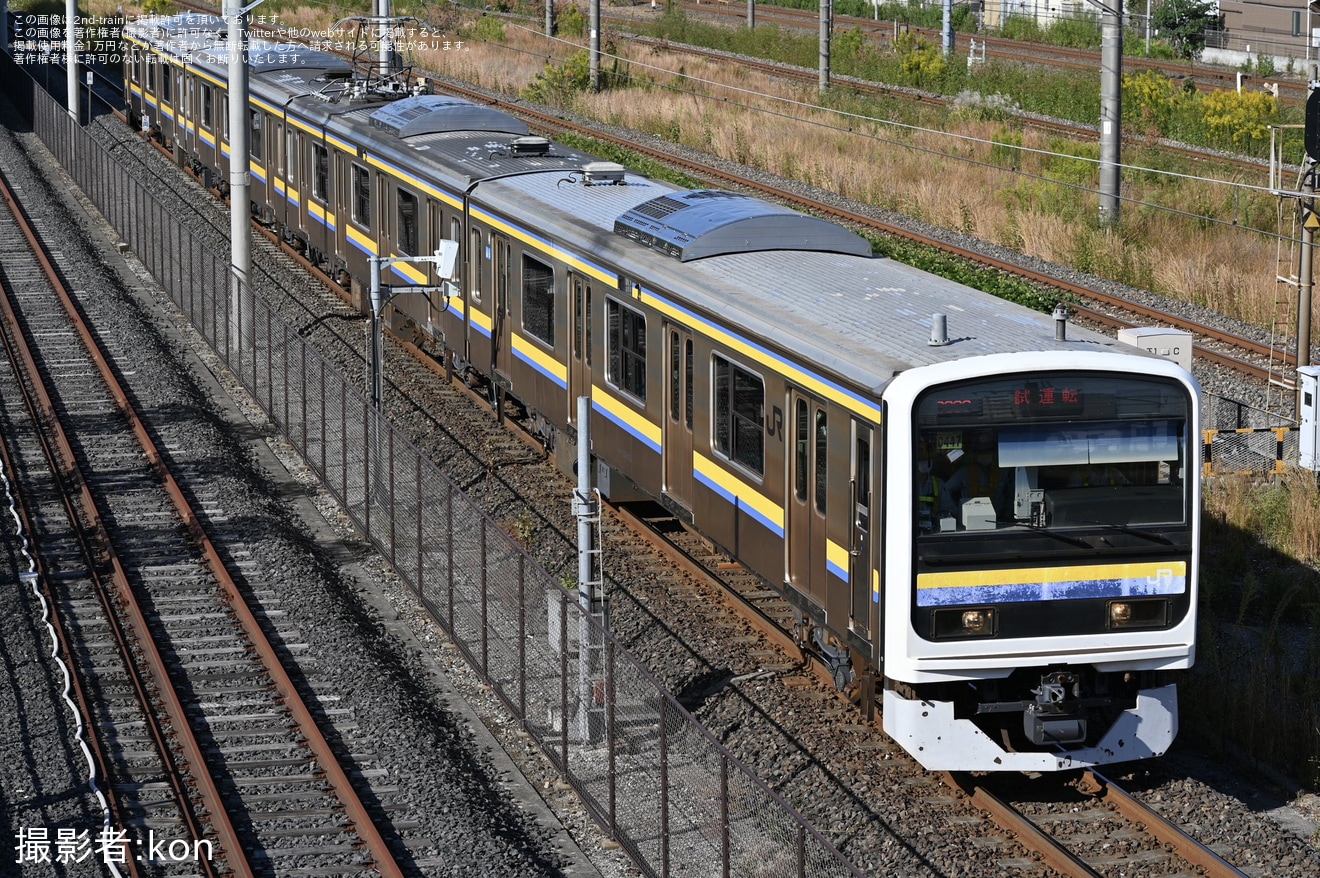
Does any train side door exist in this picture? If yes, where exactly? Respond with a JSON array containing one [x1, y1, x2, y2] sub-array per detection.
[[849, 423, 874, 638], [568, 273, 593, 425], [492, 233, 513, 383], [663, 324, 694, 512], [788, 390, 828, 608]]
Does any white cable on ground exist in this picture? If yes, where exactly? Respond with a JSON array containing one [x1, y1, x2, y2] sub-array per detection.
[[0, 437, 124, 877]]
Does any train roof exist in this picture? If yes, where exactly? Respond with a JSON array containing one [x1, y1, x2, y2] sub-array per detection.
[[474, 171, 1125, 395], [124, 19, 1132, 394]]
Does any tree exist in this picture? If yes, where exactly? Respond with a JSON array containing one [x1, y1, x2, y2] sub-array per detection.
[[1151, 0, 1221, 60]]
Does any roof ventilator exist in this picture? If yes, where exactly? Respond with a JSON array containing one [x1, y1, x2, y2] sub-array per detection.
[[510, 136, 551, 157], [583, 162, 626, 185], [929, 313, 950, 346], [1053, 303, 1070, 341]]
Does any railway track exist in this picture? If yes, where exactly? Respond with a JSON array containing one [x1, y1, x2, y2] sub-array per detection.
[[945, 770, 1250, 877], [656, 0, 1311, 104], [0, 163, 408, 875]]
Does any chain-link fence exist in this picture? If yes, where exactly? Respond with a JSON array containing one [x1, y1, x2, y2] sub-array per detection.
[[12, 59, 863, 877]]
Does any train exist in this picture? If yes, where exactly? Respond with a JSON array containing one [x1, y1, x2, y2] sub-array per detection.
[[122, 14, 1201, 772]]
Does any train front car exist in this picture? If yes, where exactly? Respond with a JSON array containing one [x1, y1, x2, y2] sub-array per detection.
[[881, 351, 1200, 772]]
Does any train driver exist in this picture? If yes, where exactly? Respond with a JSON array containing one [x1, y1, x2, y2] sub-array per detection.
[[944, 431, 1011, 526], [915, 443, 948, 534]]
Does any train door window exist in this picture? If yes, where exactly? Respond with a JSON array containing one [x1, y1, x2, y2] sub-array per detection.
[[312, 144, 328, 202], [606, 297, 645, 401], [713, 354, 764, 476], [685, 338, 693, 429], [274, 122, 284, 176], [815, 409, 828, 514], [572, 277, 592, 366], [795, 399, 808, 502], [522, 255, 554, 346], [450, 217, 461, 259], [289, 132, 299, 184], [200, 84, 212, 129], [467, 227, 482, 305], [351, 164, 370, 228], [397, 188, 417, 255], [146, 59, 155, 94], [221, 96, 228, 139], [161, 63, 171, 103], [850, 426, 872, 633], [249, 110, 263, 160], [669, 331, 680, 423], [667, 331, 693, 429], [854, 434, 871, 524]]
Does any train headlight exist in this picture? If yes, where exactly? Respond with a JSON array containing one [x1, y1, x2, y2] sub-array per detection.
[[1106, 599, 1168, 629], [931, 607, 997, 638]]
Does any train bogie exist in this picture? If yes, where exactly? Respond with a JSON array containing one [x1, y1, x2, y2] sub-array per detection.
[[122, 16, 1202, 772]]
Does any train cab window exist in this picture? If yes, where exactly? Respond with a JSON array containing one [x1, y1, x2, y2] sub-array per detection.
[[200, 84, 213, 129], [713, 355, 764, 475], [522, 255, 554, 346], [312, 144, 328, 202], [606, 297, 646, 401], [249, 110, 263, 160], [397, 188, 418, 255], [914, 373, 1192, 537], [351, 164, 370, 228]]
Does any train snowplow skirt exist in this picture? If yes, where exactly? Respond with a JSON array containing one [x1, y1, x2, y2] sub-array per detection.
[[882, 683, 1178, 772]]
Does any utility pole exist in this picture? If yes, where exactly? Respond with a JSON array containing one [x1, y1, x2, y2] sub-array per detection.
[[226, 0, 261, 365], [66, 0, 79, 122], [1092, 0, 1123, 227], [589, 0, 599, 92], [819, 0, 830, 92]]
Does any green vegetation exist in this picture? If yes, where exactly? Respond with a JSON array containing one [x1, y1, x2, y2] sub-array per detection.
[[522, 46, 631, 103], [633, 9, 1300, 159]]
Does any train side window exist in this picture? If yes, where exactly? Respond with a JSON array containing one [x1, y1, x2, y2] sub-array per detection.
[[522, 255, 554, 346], [397, 188, 417, 255], [606, 297, 645, 402], [814, 409, 827, 515], [351, 164, 370, 228], [713, 354, 764, 476], [249, 109, 263, 160], [312, 144, 328, 202], [200, 84, 212, 129]]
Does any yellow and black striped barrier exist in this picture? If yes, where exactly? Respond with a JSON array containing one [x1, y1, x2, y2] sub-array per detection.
[[1202, 427, 1296, 476]]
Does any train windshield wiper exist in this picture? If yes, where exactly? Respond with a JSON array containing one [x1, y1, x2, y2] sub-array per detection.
[[1078, 520, 1174, 545], [1009, 520, 1093, 549]]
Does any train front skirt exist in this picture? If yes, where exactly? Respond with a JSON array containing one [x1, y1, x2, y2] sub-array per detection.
[[883, 683, 1178, 772]]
